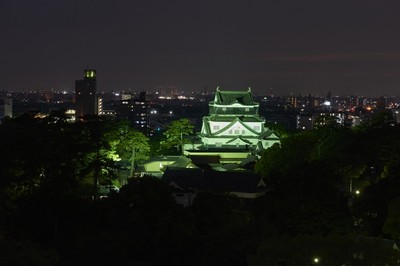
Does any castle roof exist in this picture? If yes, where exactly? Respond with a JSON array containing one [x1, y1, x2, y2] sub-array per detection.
[[213, 88, 255, 105]]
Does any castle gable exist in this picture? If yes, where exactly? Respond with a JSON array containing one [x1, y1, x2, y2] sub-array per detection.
[[212, 119, 259, 137], [213, 88, 255, 106]]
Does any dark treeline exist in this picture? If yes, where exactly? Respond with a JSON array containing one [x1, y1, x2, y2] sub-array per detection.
[[1, 111, 400, 265]]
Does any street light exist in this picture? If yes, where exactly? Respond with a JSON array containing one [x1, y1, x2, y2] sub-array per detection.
[[313, 257, 320, 264]]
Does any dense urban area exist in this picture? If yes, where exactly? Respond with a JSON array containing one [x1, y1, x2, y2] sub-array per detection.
[[1, 79, 400, 265]]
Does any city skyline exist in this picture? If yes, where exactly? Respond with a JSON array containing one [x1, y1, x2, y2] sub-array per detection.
[[2, 0, 400, 96]]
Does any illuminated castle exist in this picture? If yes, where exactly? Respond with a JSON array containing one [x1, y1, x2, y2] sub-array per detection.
[[184, 88, 279, 157]]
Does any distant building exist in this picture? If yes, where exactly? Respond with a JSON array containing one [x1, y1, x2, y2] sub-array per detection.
[[296, 112, 314, 130], [391, 109, 400, 124], [116, 95, 132, 120], [0, 96, 12, 123], [115, 91, 150, 135], [75, 69, 97, 117], [131, 92, 150, 134], [288, 96, 299, 108], [97, 97, 103, 115], [296, 111, 345, 130]]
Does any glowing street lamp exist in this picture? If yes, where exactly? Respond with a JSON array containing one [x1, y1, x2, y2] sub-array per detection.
[[313, 257, 320, 264]]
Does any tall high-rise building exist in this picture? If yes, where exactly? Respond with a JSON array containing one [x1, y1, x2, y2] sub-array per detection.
[[131, 92, 149, 134], [115, 91, 150, 135], [289, 96, 299, 108], [75, 69, 97, 117]]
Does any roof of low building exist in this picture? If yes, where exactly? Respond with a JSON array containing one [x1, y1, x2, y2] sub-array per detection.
[[201, 171, 265, 193], [162, 167, 204, 190], [162, 167, 266, 194]]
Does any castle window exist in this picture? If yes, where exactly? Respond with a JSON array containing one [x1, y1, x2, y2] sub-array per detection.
[[222, 107, 226, 112], [229, 130, 232, 134], [234, 129, 240, 134], [216, 142, 222, 147], [254, 125, 260, 131], [245, 108, 249, 112], [242, 130, 245, 134], [213, 125, 220, 131]]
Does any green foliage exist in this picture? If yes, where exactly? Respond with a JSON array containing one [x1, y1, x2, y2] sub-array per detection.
[[356, 110, 393, 130], [112, 175, 177, 209], [383, 197, 400, 239], [107, 121, 149, 161], [0, 114, 151, 201], [3, 110, 400, 264], [0, 232, 59, 266], [189, 192, 253, 265], [61, 176, 195, 265], [255, 131, 320, 179], [248, 234, 400, 266], [265, 121, 290, 138], [255, 126, 375, 192], [160, 118, 194, 154], [112, 121, 150, 176], [254, 160, 352, 237]]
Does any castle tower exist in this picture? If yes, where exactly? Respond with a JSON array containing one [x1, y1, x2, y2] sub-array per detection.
[[186, 88, 279, 154]]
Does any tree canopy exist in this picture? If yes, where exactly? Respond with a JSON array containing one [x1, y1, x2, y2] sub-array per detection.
[[160, 118, 194, 154], [1, 111, 400, 265]]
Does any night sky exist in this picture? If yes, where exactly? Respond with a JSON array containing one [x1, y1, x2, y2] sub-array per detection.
[[1, 0, 400, 96]]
